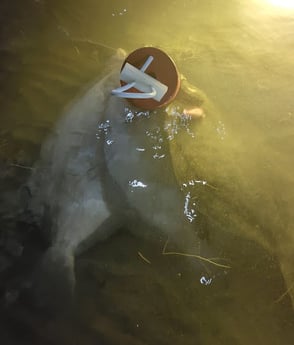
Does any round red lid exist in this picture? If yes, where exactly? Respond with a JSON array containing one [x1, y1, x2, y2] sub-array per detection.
[[120, 47, 181, 110]]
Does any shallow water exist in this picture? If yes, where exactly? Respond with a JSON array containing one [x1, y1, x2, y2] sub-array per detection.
[[1, 0, 294, 344]]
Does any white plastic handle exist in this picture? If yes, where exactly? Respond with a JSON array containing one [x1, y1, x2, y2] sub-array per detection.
[[112, 86, 157, 99], [140, 55, 154, 73], [111, 56, 168, 101], [111, 56, 154, 99]]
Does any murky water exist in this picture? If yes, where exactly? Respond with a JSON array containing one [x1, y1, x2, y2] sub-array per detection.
[[1, 0, 294, 344]]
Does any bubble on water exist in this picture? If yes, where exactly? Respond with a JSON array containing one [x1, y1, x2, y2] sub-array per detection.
[[98, 120, 111, 130], [124, 108, 150, 123], [153, 153, 165, 159], [200, 276, 213, 286], [96, 120, 111, 140], [129, 179, 147, 188], [111, 8, 128, 17], [106, 139, 114, 145], [216, 120, 226, 140], [125, 110, 135, 123], [183, 191, 197, 222], [182, 179, 208, 189], [164, 106, 196, 140]]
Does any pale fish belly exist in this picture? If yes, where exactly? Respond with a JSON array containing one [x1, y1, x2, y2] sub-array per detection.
[[27, 58, 128, 309], [28, 69, 122, 253]]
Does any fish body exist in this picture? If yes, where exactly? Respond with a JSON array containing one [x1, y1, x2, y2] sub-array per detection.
[[30, 50, 294, 312], [27, 64, 124, 308], [27, 52, 203, 308]]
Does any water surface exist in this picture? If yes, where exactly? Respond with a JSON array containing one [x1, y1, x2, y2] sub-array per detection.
[[0, 0, 294, 344]]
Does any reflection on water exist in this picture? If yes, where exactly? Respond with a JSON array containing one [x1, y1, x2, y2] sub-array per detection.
[[263, 0, 294, 8], [0, 0, 294, 344]]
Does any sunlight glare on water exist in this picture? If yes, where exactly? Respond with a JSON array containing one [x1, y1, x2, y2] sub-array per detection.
[[265, 0, 294, 8]]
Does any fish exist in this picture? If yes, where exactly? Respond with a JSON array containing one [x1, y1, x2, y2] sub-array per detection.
[[27, 48, 294, 312], [26, 49, 207, 310]]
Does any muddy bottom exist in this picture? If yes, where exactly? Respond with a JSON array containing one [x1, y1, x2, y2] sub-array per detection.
[[1, 222, 293, 345]]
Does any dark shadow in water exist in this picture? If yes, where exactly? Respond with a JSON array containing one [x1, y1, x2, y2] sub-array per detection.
[[1, 222, 294, 345]]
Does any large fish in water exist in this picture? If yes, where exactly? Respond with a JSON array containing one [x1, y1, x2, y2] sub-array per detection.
[[27, 48, 294, 311], [27, 49, 211, 308]]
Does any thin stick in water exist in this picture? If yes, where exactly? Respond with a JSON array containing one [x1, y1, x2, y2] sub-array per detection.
[[138, 251, 151, 264], [10, 163, 34, 171], [162, 237, 231, 269], [274, 281, 294, 304]]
